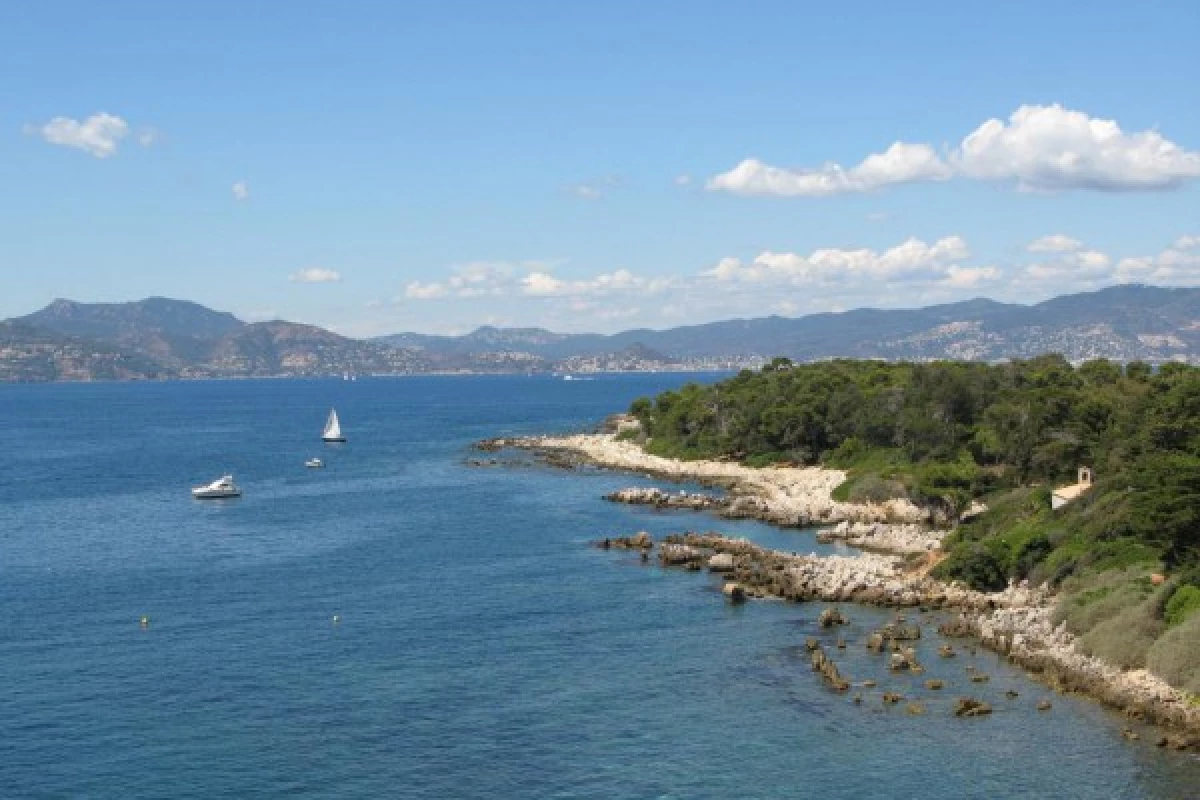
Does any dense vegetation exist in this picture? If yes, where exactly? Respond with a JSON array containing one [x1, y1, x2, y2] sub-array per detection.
[[627, 356, 1200, 687]]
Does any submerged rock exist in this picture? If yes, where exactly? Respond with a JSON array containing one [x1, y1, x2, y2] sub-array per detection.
[[954, 698, 992, 717], [818, 607, 847, 628]]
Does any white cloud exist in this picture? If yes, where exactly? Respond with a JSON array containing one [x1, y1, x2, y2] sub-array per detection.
[[941, 265, 1001, 288], [519, 268, 667, 297], [1115, 245, 1200, 285], [707, 142, 951, 197], [774, 299, 800, 315], [707, 104, 1200, 196], [954, 104, 1200, 191], [675, 174, 692, 186], [1028, 234, 1082, 253], [404, 281, 447, 299], [289, 268, 341, 283], [29, 112, 129, 158], [137, 128, 160, 147], [1174, 235, 1199, 250], [572, 184, 602, 199], [232, 181, 249, 201], [704, 235, 971, 284]]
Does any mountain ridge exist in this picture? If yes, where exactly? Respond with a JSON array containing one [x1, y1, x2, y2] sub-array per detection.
[[2, 285, 1198, 381]]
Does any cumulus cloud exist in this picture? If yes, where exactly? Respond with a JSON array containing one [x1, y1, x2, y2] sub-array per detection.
[[521, 268, 669, 297], [1174, 235, 1199, 250], [1028, 234, 1082, 253], [707, 104, 1200, 196], [28, 112, 129, 158], [675, 174, 692, 186], [289, 268, 341, 283], [707, 143, 951, 197], [941, 265, 1000, 288], [1115, 244, 1200, 285], [404, 281, 447, 299], [703, 235, 971, 284], [232, 181, 250, 201], [954, 105, 1200, 191]]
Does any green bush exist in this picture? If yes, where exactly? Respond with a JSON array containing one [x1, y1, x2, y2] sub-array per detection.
[[1014, 534, 1053, 579], [1164, 584, 1200, 627], [933, 543, 1008, 591]]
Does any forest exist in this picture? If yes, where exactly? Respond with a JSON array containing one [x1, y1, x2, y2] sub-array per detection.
[[626, 356, 1200, 689]]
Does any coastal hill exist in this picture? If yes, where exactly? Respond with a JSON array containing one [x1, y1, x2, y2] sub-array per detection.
[[3, 298, 429, 381], [378, 284, 1200, 364], [623, 356, 1200, 694], [2, 284, 1198, 381]]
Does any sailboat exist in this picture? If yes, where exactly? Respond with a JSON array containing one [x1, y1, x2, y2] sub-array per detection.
[[322, 408, 346, 443]]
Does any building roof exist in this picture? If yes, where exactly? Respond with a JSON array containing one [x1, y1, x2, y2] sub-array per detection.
[[1052, 482, 1092, 501]]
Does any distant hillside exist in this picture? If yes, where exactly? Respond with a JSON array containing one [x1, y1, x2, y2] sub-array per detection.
[[379, 285, 1200, 364], [199, 321, 429, 377], [0, 320, 174, 382], [19, 297, 243, 366], [4, 299, 429, 380], [3, 285, 1198, 382]]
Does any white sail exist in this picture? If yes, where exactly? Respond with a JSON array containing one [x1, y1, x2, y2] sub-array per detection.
[[323, 409, 344, 441]]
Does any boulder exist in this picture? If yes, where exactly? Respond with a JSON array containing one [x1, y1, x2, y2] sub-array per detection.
[[722, 582, 746, 604], [954, 698, 992, 717], [708, 552, 735, 572], [818, 607, 847, 628]]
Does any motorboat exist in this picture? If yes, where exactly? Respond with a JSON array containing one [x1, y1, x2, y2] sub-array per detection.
[[305, 458, 325, 468], [191, 474, 241, 499], [322, 408, 346, 442]]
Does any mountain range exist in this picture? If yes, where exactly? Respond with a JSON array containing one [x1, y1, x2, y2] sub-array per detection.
[[1, 284, 1197, 382]]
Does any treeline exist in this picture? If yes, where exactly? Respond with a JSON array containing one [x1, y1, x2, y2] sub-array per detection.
[[627, 356, 1199, 575]]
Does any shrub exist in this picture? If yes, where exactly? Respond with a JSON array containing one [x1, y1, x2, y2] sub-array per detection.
[[1014, 534, 1053, 580], [834, 473, 908, 505], [1164, 584, 1200, 627], [1145, 612, 1200, 693], [1055, 567, 1157, 634], [1078, 594, 1164, 670], [934, 543, 1007, 591]]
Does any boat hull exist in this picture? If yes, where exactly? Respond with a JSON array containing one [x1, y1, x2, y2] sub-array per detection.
[[322, 436, 346, 443], [191, 489, 241, 499]]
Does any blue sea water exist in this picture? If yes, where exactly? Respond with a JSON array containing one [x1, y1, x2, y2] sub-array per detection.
[[0, 375, 1196, 799]]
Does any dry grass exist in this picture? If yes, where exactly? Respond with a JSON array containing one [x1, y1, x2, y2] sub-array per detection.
[[1146, 612, 1200, 694]]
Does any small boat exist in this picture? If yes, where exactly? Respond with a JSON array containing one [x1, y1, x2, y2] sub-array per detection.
[[191, 474, 241, 499], [562, 374, 575, 381], [322, 408, 346, 442], [305, 458, 324, 468]]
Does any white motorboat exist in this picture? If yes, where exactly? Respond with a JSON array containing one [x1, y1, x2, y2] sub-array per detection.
[[322, 408, 346, 442], [191, 474, 241, 499], [305, 458, 324, 468]]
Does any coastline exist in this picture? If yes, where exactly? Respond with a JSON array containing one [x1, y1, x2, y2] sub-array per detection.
[[481, 430, 1200, 747]]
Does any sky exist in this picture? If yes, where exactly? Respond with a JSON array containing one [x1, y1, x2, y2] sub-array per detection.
[[1, 1, 1198, 336]]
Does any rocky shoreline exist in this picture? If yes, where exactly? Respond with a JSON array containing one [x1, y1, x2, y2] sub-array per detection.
[[480, 432, 928, 527], [477, 431, 1200, 747]]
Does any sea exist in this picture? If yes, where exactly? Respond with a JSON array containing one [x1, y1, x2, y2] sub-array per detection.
[[0, 375, 1196, 799]]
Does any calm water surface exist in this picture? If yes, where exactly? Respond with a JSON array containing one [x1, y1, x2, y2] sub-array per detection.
[[0, 376, 1196, 798]]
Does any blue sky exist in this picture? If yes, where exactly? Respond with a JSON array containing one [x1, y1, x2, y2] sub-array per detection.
[[1, 0, 1197, 335]]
